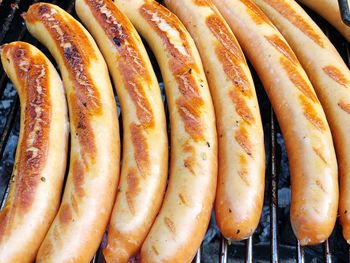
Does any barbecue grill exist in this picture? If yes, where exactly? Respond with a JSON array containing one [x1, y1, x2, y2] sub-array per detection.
[[1, 0, 350, 262]]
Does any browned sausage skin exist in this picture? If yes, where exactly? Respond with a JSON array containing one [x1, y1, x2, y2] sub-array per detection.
[[211, 0, 338, 245], [24, 3, 120, 262], [298, 0, 350, 42], [165, 0, 265, 241], [0, 41, 68, 263], [254, 0, 350, 244], [114, 0, 218, 261], [75, 0, 168, 261]]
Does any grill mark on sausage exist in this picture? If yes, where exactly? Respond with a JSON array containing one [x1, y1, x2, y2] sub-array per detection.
[[240, 0, 273, 26], [177, 97, 205, 142], [0, 207, 11, 242], [238, 170, 250, 186], [313, 147, 327, 164], [130, 124, 150, 176], [26, 3, 102, 161], [229, 89, 255, 125], [279, 57, 318, 103], [178, 193, 188, 206], [216, 47, 252, 97], [206, 14, 244, 61], [338, 100, 350, 114], [193, 0, 211, 6], [72, 159, 86, 198], [298, 95, 326, 131], [58, 203, 73, 224], [316, 180, 326, 193], [323, 65, 350, 87], [125, 169, 140, 215], [184, 156, 196, 175], [140, 2, 206, 142], [152, 245, 160, 256], [262, 0, 324, 47], [1, 44, 51, 214], [265, 34, 298, 64], [235, 127, 253, 157], [87, 0, 154, 129], [164, 216, 176, 233]]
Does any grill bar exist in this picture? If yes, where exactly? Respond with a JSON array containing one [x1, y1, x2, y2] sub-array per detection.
[[0, 0, 22, 43], [297, 241, 305, 263], [338, 0, 350, 26], [323, 240, 332, 263], [219, 237, 227, 263], [245, 237, 253, 263], [270, 109, 279, 263]]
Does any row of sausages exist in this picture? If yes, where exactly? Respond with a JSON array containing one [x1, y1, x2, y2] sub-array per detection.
[[0, 0, 349, 262]]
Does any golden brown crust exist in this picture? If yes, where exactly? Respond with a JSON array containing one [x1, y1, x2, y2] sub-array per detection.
[[25, 3, 120, 262], [25, 4, 101, 163], [0, 43, 51, 237], [240, 0, 273, 25], [213, 0, 337, 245], [76, 0, 167, 261], [0, 41, 68, 262], [114, 0, 217, 261], [323, 65, 350, 86], [262, 0, 324, 47]]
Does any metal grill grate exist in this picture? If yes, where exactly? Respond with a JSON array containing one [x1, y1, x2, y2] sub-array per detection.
[[0, 0, 349, 262]]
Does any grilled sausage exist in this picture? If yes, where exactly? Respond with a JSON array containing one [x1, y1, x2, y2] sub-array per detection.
[[75, 0, 168, 261], [114, 0, 218, 261], [211, 0, 338, 245], [164, 0, 265, 241], [254, 0, 350, 244], [24, 3, 120, 262], [298, 0, 350, 42], [0, 41, 68, 263]]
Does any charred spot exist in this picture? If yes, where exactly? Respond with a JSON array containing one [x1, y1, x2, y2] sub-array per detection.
[[38, 5, 49, 15], [229, 208, 232, 213], [113, 37, 121, 47], [206, 141, 210, 147], [77, 121, 86, 129], [236, 229, 240, 234], [345, 210, 348, 214]]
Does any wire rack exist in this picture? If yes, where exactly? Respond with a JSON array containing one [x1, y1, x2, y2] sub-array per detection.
[[0, 0, 350, 262]]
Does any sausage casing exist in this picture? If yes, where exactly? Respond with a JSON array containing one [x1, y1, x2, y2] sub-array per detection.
[[114, 0, 218, 261], [0, 41, 68, 263], [25, 3, 121, 262], [211, 0, 338, 245], [254, 0, 350, 243], [75, 0, 168, 261], [165, 0, 265, 241]]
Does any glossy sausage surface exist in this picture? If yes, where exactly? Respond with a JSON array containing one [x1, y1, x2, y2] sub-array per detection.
[[211, 0, 338, 245], [165, 0, 265, 241], [0, 41, 68, 263], [75, 0, 168, 261], [298, 0, 350, 42], [254, 0, 349, 243], [114, 0, 218, 261], [25, 3, 120, 262]]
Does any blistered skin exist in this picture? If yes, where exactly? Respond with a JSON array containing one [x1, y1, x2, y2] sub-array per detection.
[[211, 0, 338, 245], [75, 0, 168, 261], [24, 3, 120, 262], [0, 42, 68, 263], [165, 0, 265, 241], [114, 0, 218, 262], [254, 0, 349, 244], [297, 0, 350, 42]]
